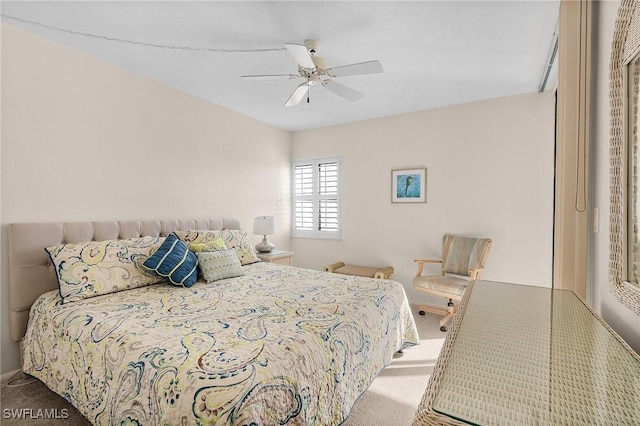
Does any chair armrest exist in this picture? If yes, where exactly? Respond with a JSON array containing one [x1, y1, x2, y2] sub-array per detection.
[[414, 259, 442, 277], [468, 267, 485, 279], [325, 261, 346, 273], [374, 266, 394, 279]]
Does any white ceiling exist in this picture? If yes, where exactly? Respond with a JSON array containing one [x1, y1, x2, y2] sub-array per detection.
[[1, 1, 560, 131]]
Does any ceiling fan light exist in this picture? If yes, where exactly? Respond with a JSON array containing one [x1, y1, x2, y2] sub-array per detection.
[[311, 55, 328, 70], [304, 39, 320, 52]]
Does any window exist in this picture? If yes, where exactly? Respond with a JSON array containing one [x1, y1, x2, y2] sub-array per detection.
[[292, 158, 341, 238]]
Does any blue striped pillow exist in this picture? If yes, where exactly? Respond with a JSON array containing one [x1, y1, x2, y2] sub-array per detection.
[[143, 233, 198, 287]]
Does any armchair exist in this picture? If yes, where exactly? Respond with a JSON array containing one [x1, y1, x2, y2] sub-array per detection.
[[413, 234, 492, 332]]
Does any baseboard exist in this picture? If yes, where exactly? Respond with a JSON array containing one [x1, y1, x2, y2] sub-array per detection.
[[0, 369, 21, 386]]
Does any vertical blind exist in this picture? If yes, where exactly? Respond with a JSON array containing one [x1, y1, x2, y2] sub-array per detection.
[[292, 158, 340, 237]]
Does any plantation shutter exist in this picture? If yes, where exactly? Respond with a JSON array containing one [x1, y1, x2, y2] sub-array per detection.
[[318, 161, 339, 232], [294, 164, 314, 231], [292, 158, 341, 238]]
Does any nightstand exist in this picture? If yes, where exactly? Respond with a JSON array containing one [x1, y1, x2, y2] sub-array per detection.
[[256, 250, 294, 266]]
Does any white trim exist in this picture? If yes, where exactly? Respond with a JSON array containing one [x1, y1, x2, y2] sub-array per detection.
[[539, 17, 559, 92]]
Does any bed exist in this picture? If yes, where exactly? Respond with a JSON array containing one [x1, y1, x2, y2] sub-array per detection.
[[9, 218, 419, 425]]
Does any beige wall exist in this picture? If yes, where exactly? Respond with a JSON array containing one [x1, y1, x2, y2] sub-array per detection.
[[593, 0, 640, 352], [0, 24, 292, 374], [291, 91, 556, 304]]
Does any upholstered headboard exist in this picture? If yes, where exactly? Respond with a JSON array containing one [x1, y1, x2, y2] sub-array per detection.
[[8, 218, 241, 342]]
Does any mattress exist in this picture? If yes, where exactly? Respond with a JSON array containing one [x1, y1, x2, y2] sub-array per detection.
[[22, 262, 419, 425]]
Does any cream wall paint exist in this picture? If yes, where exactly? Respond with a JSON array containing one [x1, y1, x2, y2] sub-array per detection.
[[0, 24, 292, 374], [593, 0, 640, 352], [291, 91, 555, 304]]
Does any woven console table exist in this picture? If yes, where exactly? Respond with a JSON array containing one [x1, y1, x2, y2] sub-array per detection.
[[413, 280, 640, 425], [325, 261, 394, 279]]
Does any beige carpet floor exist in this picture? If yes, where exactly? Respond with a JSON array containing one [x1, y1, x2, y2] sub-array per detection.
[[0, 305, 444, 426]]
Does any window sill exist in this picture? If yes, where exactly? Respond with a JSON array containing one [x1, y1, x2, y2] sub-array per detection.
[[291, 233, 342, 241]]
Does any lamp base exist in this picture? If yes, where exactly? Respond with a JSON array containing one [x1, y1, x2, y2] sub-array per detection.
[[255, 236, 275, 253]]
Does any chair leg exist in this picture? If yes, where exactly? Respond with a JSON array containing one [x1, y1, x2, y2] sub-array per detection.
[[417, 300, 457, 332], [439, 299, 456, 332], [417, 304, 448, 317]]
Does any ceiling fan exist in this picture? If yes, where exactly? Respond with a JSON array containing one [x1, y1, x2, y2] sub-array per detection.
[[241, 39, 383, 106]]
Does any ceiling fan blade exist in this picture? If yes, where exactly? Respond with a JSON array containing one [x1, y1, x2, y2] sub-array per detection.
[[285, 43, 315, 69], [241, 74, 299, 80], [327, 60, 384, 77], [323, 80, 363, 102], [285, 82, 311, 107]]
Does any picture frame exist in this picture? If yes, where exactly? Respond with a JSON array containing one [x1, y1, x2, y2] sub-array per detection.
[[391, 168, 427, 203]]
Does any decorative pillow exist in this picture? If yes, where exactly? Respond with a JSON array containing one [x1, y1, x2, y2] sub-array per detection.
[[175, 229, 260, 265], [142, 233, 199, 287], [188, 237, 227, 253], [45, 236, 166, 303], [196, 249, 245, 283]]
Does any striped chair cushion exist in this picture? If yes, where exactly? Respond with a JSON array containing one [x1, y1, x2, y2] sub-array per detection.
[[442, 235, 492, 277], [413, 275, 469, 297]]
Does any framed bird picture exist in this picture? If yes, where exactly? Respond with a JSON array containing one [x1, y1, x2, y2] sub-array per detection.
[[391, 168, 426, 203]]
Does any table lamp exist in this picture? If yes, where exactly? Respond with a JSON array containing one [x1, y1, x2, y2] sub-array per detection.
[[253, 216, 276, 253]]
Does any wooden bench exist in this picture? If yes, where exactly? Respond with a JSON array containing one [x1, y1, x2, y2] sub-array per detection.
[[325, 261, 394, 279]]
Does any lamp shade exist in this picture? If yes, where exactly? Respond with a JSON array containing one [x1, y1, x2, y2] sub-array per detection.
[[253, 216, 276, 235]]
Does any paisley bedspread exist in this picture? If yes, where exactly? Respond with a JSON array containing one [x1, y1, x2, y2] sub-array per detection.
[[22, 262, 419, 425]]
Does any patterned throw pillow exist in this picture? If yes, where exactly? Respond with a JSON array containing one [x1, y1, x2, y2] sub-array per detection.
[[188, 237, 227, 253], [142, 233, 199, 287], [196, 249, 245, 283], [45, 236, 166, 303], [175, 230, 260, 265]]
